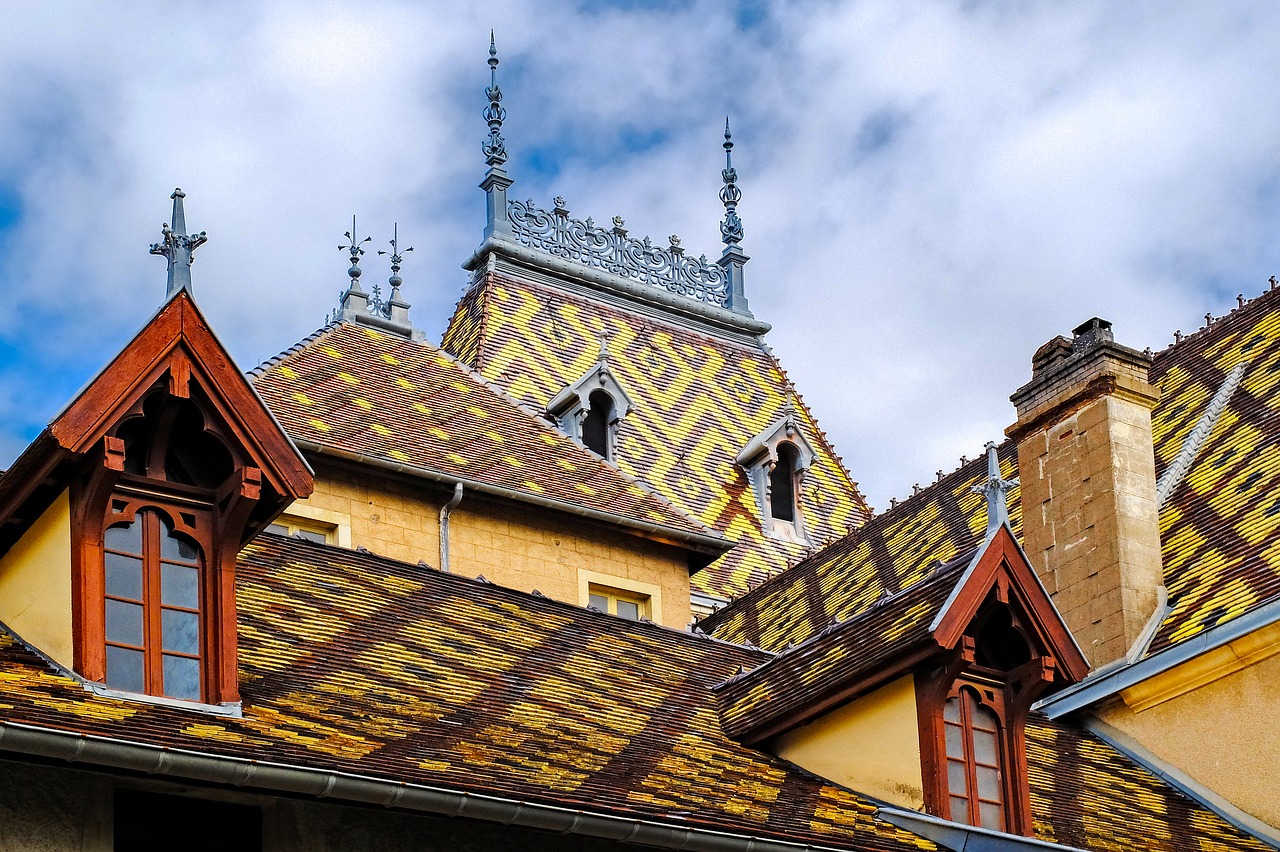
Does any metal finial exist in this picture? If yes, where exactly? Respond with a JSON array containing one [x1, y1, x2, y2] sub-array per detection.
[[339, 215, 372, 291], [719, 117, 744, 245], [377, 223, 414, 302], [971, 442, 1019, 535], [149, 188, 207, 299], [482, 32, 508, 167]]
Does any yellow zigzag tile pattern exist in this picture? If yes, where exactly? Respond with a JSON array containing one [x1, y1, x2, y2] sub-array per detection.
[[441, 274, 871, 601], [713, 285, 1280, 661]]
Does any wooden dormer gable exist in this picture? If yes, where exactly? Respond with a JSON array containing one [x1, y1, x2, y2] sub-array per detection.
[[0, 291, 311, 706], [928, 524, 1089, 686], [47, 291, 313, 521]]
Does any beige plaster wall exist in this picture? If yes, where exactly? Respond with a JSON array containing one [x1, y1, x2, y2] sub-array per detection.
[[773, 675, 923, 809], [0, 489, 73, 668], [297, 464, 692, 629], [1096, 649, 1280, 827]]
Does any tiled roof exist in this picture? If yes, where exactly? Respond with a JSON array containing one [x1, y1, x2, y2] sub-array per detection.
[[440, 272, 872, 601], [715, 555, 966, 741], [1147, 285, 1280, 651], [703, 446, 1018, 652], [713, 285, 1280, 661], [251, 322, 721, 549], [0, 536, 1264, 852]]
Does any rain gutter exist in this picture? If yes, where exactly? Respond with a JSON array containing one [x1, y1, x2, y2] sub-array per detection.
[[0, 720, 852, 852], [293, 439, 731, 561]]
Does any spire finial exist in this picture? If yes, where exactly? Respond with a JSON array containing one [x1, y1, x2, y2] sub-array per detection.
[[339, 215, 372, 293], [149, 187, 207, 299], [377, 223, 414, 304], [719, 118, 743, 246], [483, 32, 508, 168], [597, 329, 611, 362], [971, 442, 1019, 535]]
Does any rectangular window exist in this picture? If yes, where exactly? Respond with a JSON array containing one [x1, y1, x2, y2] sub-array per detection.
[[114, 789, 261, 851], [265, 514, 337, 544], [587, 584, 649, 621], [103, 508, 203, 701]]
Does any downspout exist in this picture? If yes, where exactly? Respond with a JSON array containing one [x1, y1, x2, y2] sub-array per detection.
[[439, 482, 464, 573]]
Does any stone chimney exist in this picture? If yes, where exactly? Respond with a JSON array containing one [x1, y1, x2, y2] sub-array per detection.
[[1007, 318, 1162, 669]]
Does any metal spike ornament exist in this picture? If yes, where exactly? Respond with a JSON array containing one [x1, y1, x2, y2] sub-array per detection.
[[377, 223, 414, 312], [339, 215, 372, 292], [150, 188, 207, 299], [719, 118, 744, 245], [482, 32, 507, 167], [971, 441, 1019, 535]]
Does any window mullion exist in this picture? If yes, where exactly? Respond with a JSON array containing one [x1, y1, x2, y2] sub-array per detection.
[[143, 512, 164, 695], [961, 691, 982, 827]]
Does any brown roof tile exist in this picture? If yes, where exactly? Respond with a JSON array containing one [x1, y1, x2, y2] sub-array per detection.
[[252, 322, 722, 550]]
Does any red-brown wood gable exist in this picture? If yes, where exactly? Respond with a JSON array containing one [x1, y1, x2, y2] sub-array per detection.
[[49, 292, 312, 502], [931, 526, 1089, 683]]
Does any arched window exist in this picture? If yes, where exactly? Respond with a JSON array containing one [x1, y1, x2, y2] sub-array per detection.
[[770, 443, 799, 522], [103, 508, 203, 700], [582, 390, 616, 460], [943, 685, 1006, 830]]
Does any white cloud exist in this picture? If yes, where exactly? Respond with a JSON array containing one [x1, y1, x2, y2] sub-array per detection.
[[0, 1, 1278, 511]]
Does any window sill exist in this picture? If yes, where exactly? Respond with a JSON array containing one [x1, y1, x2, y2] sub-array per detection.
[[82, 681, 243, 717]]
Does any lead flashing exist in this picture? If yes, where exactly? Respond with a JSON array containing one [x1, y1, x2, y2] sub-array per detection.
[[875, 806, 1088, 852], [1036, 596, 1280, 718]]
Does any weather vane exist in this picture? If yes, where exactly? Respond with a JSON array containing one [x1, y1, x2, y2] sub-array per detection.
[[339, 215, 372, 291], [378, 223, 414, 307]]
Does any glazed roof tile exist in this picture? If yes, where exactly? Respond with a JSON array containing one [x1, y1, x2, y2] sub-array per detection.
[[713, 285, 1280, 660], [0, 536, 1264, 852], [704, 446, 1016, 652], [715, 556, 966, 740], [440, 272, 871, 600], [251, 322, 720, 549]]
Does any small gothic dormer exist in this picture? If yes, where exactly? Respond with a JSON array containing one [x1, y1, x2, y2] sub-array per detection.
[[547, 337, 634, 462], [0, 202, 311, 707], [735, 406, 816, 541]]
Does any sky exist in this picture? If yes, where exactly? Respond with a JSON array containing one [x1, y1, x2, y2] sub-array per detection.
[[2, 1, 1279, 510]]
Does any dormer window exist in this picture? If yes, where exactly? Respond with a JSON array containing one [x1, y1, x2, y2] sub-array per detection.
[[769, 443, 799, 522], [103, 507, 205, 700], [736, 407, 816, 541], [547, 339, 634, 461], [943, 682, 1007, 830], [581, 390, 617, 460]]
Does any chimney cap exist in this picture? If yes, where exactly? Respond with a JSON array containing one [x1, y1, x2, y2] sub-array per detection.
[[1072, 317, 1115, 350]]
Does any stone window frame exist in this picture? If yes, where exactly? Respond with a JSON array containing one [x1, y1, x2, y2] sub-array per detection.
[[546, 353, 634, 462], [734, 408, 816, 541]]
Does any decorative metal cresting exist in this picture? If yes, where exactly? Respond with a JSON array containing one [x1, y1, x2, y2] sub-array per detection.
[[150, 188, 207, 299], [507, 197, 730, 307], [475, 37, 752, 316]]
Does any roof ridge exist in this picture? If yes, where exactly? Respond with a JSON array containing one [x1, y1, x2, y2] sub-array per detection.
[[248, 322, 339, 378], [758, 339, 870, 518], [1153, 276, 1280, 360]]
